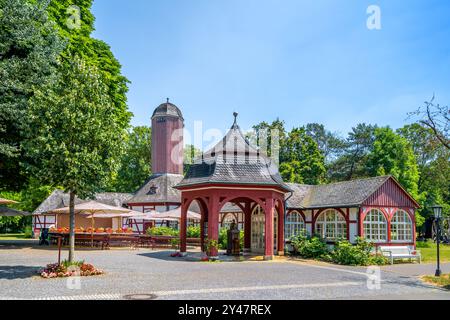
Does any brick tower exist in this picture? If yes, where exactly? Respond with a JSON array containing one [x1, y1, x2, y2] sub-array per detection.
[[151, 99, 184, 175]]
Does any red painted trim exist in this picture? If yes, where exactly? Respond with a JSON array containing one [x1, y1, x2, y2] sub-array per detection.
[[286, 209, 306, 224]]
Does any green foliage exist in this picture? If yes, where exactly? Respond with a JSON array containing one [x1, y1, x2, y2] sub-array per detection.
[[331, 238, 371, 266], [187, 225, 201, 238], [416, 240, 432, 248], [46, 0, 132, 131], [61, 259, 84, 269], [146, 226, 179, 236], [368, 127, 420, 198], [289, 233, 329, 259], [289, 235, 387, 266], [111, 126, 152, 192], [331, 238, 387, 266], [283, 127, 326, 184], [304, 123, 346, 163], [205, 238, 219, 255], [24, 56, 125, 199], [217, 227, 244, 250], [327, 123, 377, 181], [0, 0, 65, 190], [184, 144, 202, 175], [252, 120, 327, 185]]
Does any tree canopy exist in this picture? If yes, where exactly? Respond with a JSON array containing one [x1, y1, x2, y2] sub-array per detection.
[[0, 0, 65, 190]]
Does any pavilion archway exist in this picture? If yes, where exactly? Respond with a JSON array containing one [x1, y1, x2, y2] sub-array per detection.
[[179, 187, 286, 260]]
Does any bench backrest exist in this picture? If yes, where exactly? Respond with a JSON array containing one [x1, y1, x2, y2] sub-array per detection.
[[379, 246, 411, 254]]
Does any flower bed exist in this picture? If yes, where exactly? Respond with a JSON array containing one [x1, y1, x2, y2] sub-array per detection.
[[40, 260, 104, 278]]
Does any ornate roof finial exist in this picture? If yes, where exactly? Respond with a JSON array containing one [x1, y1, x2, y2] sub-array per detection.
[[233, 112, 238, 126], [166, 97, 170, 103]]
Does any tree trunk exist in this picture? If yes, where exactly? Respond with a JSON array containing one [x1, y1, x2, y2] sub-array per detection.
[[68, 191, 75, 262]]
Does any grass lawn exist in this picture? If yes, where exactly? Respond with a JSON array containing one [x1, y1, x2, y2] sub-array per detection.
[[417, 241, 450, 263], [0, 233, 31, 240], [422, 274, 450, 290]]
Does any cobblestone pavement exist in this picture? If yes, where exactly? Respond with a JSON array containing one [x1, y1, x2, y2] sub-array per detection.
[[0, 245, 449, 300]]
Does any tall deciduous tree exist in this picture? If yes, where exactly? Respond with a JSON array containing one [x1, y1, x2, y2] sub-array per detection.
[[398, 123, 450, 220], [283, 127, 326, 185], [409, 96, 449, 150], [366, 127, 424, 226], [328, 123, 377, 181], [24, 56, 126, 261], [46, 0, 132, 130], [367, 127, 420, 196], [304, 123, 346, 163], [112, 126, 152, 193], [0, 0, 64, 190]]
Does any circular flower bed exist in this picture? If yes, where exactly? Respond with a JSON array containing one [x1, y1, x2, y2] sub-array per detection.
[[40, 260, 104, 278]]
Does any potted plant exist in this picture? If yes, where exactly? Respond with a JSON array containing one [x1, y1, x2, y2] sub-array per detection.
[[205, 238, 219, 261]]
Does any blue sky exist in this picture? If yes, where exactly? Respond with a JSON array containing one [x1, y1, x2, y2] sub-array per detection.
[[91, 0, 450, 148]]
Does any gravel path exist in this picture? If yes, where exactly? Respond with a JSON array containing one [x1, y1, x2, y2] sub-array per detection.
[[0, 245, 449, 300]]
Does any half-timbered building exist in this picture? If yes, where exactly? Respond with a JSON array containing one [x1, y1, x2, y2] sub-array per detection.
[[32, 101, 420, 259]]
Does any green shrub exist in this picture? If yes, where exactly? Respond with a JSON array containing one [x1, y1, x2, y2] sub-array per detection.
[[24, 225, 33, 239], [416, 240, 432, 248], [331, 237, 387, 266], [146, 226, 179, 236], [290, 232, 329, 259], [187, 226, 200, 238], [368, 254, 389, 265], [332, 239, 369, 265]]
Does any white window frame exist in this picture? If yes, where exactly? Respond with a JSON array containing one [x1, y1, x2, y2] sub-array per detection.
[[363, 209, 387, 242], [390, 210, 413, 242], [315, 209, 347, 241], [285, 211, 306, 239]]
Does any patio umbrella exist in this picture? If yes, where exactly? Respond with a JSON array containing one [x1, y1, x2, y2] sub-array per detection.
[[84, 211, 147, 233], [50, 201, 135, 247], [150, 207, 201, 221], [0, 198, 18, 205], [0, 207, 31, 217]]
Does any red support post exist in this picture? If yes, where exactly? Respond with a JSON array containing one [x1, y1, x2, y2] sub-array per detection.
[[244, 201, 251, 251], [264, 198, 274, 260], [277, 199, 285, 255], [180, 200, 188, 253], [207, 196, 219, 258]]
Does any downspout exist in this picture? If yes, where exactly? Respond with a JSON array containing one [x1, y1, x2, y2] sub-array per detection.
[[283, 190, 293, 253]]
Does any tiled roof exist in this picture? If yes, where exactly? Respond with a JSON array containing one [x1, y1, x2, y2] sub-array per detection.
[[125, 173, 184, 204], [286, 176, 391, 209], [151, 102, 183, 120], [33, 190, 133, 215], [176, 120, 291, 192]]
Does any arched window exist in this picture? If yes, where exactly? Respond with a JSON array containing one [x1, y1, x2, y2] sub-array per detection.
[[285, 211, 305, 239], [391, 210, 413, 242], [315, 209, 347, 240], [363, 209, 387, 242]]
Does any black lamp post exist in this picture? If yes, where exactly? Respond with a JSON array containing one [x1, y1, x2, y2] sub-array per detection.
[[432, 204, 443, 277]]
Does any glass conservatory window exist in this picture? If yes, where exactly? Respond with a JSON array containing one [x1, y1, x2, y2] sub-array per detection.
[[285, 211, 305, 239], [363, 209, 387, 242], [391, 210, 413, 242], [315, 209, 347, 240]]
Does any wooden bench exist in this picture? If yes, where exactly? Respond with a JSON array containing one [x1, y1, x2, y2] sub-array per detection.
[[138, 235, 179, 250], [108, 234, 139, 249], [379, 246, 421, 264]]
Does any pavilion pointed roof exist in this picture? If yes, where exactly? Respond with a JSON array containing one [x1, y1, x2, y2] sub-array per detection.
[[175, 113, 291, 192]]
